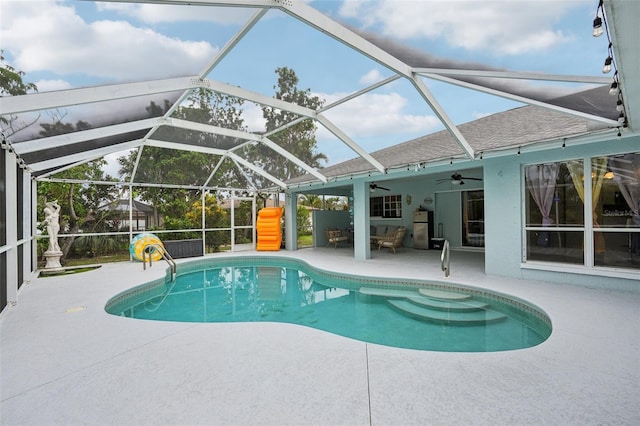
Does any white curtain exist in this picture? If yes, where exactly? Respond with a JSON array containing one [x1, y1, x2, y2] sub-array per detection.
[[525, 163, 559, 247], [525, 163, 559, 226]]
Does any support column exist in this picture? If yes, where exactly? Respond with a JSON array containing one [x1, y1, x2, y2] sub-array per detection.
[[22, 170, 33, 284], [31, 179, 38, 273], [353, 180, 371, 260], [284, 192, 297, 251], [6, 150, 17, 305]]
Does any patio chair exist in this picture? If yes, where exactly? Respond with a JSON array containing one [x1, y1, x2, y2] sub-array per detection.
[[377, 227, 407, 253], [326, 229, 349, 248]]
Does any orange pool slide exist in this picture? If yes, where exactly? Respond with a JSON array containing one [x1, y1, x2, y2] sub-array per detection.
[[256, 207, 283, 251]]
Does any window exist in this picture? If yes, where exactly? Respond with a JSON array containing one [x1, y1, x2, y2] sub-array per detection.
[[524, 161, 584, 265], [524, 152, 639, 270], [593, 153, 640, 269], [462, 190, 484, 247], [370, 194, 402, 218]]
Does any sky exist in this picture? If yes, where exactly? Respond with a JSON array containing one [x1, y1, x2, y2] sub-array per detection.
[[0, 0, 610, 175]]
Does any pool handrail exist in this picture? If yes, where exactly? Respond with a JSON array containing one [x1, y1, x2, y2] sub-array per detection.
[[142, 243, 176, 281], [440, 239, 450, 278]]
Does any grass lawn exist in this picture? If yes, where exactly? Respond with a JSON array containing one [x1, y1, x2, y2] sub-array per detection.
[[298, 234, 313, 247]]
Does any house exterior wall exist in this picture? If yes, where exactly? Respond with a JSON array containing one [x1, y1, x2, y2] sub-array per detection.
[[484, 156, 523, 278], [286, 134, 638, 292], [483, 134, 640, 291], [312, 210, 351, 247]]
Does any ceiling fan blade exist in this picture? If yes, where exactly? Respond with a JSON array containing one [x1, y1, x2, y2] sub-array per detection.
[[370, 183, 391, 191], [460, 176, 483, 181]]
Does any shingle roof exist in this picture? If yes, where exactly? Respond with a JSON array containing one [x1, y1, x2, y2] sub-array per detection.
[[288, 88, 611, 184]]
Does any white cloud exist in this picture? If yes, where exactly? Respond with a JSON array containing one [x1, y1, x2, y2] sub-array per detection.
[[34, 79, 73, 92], [96, 2, 254, 25], [1, 1, 218, 81], [359, 69, 384, 86], [339, 0, 583, 55], [316, 91, 440, 140], [103, 151, 127, 178], [242, 103, 267, 133]]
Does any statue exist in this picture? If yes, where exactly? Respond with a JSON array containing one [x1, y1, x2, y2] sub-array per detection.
[[43, 200, 61, 252], [43, 200, 62, 270]]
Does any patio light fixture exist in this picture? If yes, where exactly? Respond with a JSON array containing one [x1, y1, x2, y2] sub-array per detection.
[[602, 55, 612, 74], [591, 3, 627, 127], [592, 16, 603, 37], [593, 0, 604, 37]]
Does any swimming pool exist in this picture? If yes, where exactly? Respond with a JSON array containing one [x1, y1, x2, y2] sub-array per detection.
[[105, 256, 552, 352]]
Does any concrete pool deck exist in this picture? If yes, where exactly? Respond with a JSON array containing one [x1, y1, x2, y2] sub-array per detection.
[[1, 248, 639, 425]]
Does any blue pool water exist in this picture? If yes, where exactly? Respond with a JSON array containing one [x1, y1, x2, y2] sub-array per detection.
[[106, 257, 551, 352]]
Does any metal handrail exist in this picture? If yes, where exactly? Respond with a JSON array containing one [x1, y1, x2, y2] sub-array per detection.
[[142, 243, 176, 281], [440, 239, 450, 278]]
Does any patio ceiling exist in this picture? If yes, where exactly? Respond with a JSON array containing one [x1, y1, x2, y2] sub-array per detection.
[[1, 0, 638, 192]]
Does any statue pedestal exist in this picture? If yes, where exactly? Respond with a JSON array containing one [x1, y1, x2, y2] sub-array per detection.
[[43, 250, 63, 270]]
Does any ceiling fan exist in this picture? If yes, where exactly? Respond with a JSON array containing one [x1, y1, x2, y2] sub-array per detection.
[[437, 173, 483, 185], [369, 183, 390, 192]]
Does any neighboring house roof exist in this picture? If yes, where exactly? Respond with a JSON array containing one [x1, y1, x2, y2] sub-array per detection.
[[99, 199, 155, 214], [288, 89, 612, 185]]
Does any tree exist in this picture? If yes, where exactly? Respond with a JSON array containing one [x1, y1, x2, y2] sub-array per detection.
[[118, 91, 248, 222], [36, 111, 120, 259], [244, 67, 327, 186], [0, 50, 39, 137], [298, 194, 322, 209], [163, 193, 231, 250], [37, 159, 118, 259]]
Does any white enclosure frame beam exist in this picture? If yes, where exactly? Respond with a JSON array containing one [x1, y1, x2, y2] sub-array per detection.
[[316, 114, 387, 173], [202, 156, 227, 188], [146, 139, 227, 156], [413, 68, 613, 84], [320, 75, 403, 112], [422, 73, 620, 126], [147, 139, 287, 188], [93, 0, 278, 8], [13, 118, 162, 154], [0, 77, 200, 114], [411, 75, 475, 158], [167, 117, 327, 182], [230, 157, 257, 191], [283, 2, 413, 77], [30, 140, 144, 172], [255, 137, 327, 183], [227, 152, 287, 188], [198, 8, 268, 77], [208, 79, 317, 119]]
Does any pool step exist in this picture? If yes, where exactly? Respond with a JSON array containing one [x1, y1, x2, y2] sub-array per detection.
[[359, 287, 420, 298], [417, 288, 471, 301], [406, 296, 488, 312], [359, 287, 470, 301], [388, 299, 506, 325]]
